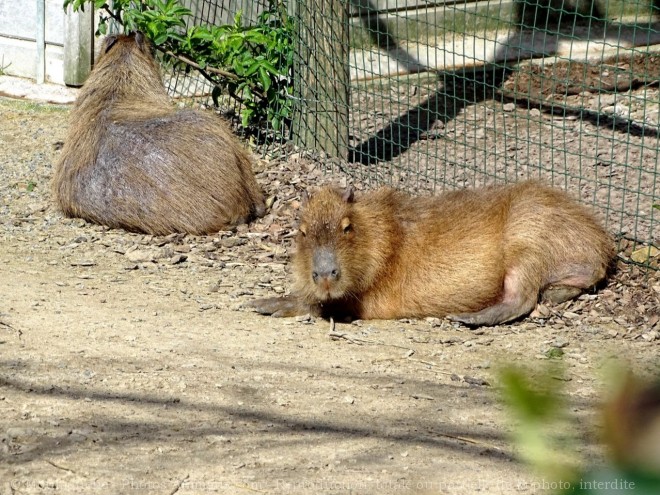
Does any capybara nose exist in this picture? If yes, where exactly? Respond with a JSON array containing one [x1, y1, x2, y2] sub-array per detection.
[[312, 247, 340, 284], [312, 268, 340, 283]]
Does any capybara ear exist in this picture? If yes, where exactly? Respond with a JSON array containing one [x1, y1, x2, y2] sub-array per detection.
[[102, 34, 119, 54], [342, 186, 355, 203], [133, 31, 155, 57], [134, 31, 148, 49]]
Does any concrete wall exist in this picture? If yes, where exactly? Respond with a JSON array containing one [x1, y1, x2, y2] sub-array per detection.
[[0, 0, 68, 83]]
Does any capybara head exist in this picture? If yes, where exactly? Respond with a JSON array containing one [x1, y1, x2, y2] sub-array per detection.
[[98, 31, 156, 67], [77, 31, 164, 107], [293, 187, 390, 304], [294, 187, 356, 302]]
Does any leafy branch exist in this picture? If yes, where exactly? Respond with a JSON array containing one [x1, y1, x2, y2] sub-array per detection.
[[64, 0, 294, 134]]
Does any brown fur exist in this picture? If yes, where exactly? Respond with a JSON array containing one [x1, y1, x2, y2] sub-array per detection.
[[248, 181, 615, 326], [52, 32, 265, 235]]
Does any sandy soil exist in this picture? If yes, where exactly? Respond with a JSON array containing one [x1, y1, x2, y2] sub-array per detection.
[[1, 96, 659, 495]]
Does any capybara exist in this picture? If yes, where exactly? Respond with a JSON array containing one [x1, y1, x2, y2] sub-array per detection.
[[247, 181, 614, 326], [52, 32, 265, 235]]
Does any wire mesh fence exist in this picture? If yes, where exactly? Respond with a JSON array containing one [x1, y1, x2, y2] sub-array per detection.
[[159, 0, 659, 270], [156, 0, 274, 129]]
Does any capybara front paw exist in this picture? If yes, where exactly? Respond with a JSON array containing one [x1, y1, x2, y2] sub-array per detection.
[[243, 296, 302, 318]]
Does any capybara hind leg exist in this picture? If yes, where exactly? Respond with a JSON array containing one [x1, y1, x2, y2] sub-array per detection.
[[542, 265, 606, 304], [541, 285, 583, 304], [447, 268, 539, 326], [253, 199, 266, 218], [448, 298, 537, 326]]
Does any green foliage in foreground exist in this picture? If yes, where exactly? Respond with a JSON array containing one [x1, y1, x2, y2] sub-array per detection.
[[64, 0, 294, 135], [501, 366, 660, 494]]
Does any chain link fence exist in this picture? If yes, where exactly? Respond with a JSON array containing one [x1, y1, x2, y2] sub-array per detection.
[[160, 0, 659, 270]]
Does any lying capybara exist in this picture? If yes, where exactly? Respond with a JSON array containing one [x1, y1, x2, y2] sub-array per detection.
[[52, 32, 265, 235], [248, 181, 615, 326]]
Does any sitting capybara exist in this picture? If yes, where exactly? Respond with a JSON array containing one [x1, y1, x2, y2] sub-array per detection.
[[52, 32, 265, 235], [248, 181, 614, 326]]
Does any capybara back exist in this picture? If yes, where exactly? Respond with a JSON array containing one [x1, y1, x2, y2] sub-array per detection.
[[53, 32, 265, 235]]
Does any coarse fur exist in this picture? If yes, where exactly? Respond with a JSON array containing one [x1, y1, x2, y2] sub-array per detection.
[[248, 181, 615, 326], [52, 32, 265, 235]]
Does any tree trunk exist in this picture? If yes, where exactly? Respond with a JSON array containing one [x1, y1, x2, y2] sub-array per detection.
[[293, 0, 350, 159]]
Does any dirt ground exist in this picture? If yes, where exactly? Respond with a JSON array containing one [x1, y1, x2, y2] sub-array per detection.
[[1, 95, 659, 495]]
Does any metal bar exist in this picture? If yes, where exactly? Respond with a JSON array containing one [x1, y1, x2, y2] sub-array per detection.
[[35, 0, 45, 84]]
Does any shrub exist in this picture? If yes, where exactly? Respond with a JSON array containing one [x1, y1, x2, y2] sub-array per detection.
[[64, 0, 294, 135]]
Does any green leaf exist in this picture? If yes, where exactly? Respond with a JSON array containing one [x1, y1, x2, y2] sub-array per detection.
[[271, 115, 281, 131], [259, 67, 271, 92], [169, 32, 186, 44], [500, 367, 561, 421], [244, 60, 262, 77], [153, 32, 168, 45], [259, 60, 280, 76], [241, 108, 253, 128], [191, 29, 216, 41], [233, 11, 243, 28]]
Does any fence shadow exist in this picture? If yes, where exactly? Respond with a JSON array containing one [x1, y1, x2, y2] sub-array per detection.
[[348, 65, 513, 164], [1, 359, 519, 466], [347, 0, 660, 165]]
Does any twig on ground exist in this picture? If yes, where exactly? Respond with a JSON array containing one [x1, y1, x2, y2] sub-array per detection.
[[327, 326, 416, 353], [169, 474, 190, 495], [232, 483, 267, 493], [45, 459, 75, 473], [0, 319, 22, 340], [436, 432, 501, 451], [328, 331, 363, 345]]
